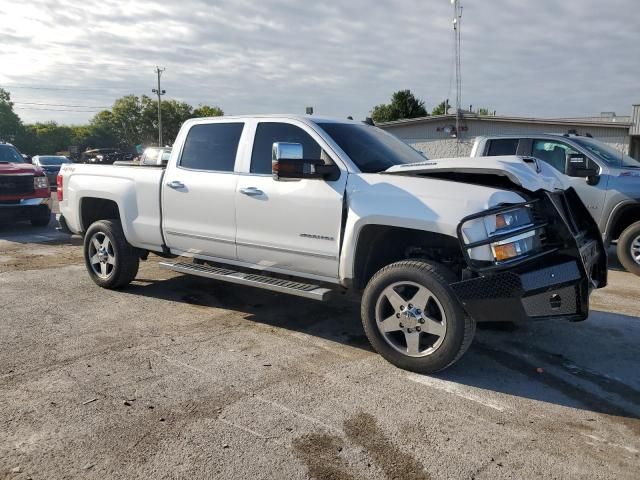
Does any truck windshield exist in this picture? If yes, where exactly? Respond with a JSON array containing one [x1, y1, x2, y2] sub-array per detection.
[[572, 138, 640, 169], [0, 145, 25, 163], [38, 156, 70, 166], [317, 122, 427, 173]]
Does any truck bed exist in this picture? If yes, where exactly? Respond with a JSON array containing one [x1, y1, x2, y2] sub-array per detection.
[[59, 163, 166, 251]]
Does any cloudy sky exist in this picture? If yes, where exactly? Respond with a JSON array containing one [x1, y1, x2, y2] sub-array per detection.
[[1, 0, 638, 125]]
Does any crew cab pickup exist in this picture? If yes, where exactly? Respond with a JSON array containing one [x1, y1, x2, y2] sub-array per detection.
[[58, 116, 606, 373], [472, 134, 640, 275], [0, 142, 51, 227]]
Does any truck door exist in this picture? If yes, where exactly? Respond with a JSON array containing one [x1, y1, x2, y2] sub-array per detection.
[[530, 138, 609, 224], [234, 121, 347, 280], [162, 121, 246, 259]]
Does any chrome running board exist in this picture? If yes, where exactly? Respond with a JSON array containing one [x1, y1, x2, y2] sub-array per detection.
[[158, 261, 333, 301]]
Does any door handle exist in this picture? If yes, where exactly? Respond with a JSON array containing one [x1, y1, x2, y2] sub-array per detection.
[[240, 187, 264, 196], [166, 180, 185, 189]]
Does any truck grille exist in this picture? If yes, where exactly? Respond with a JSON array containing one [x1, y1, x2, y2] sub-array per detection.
[[0, 175, 34, 196]]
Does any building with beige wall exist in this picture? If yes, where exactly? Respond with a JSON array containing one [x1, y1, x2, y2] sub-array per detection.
[[378, 104, 640, 160]]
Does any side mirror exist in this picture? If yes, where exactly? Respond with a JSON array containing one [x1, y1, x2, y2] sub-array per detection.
[[272, 142, 339, 181], [565, 153, 599, 178]]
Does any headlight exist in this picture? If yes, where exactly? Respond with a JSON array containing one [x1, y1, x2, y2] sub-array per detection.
[[461, 204, 543, 266], [483, 207, 532, 236], [34, 176, 49, 189], [491, 231, 537, 262]]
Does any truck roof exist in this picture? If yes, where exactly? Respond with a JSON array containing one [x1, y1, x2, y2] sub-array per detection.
[[475, 133, 589, 141], [184, 114, 361, 125]]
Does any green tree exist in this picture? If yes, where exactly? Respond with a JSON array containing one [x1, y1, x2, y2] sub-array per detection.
[[371, 90, 428, 123], [23, 122, 73, 154], [477, 107, 492, 116], [141, 98, 195, 146], [432, 101, 448, 116], [87, 110, 120, 148], [110, 95, 145, 147], [0, 88, 26, 145], [192, 105, 224, 118]]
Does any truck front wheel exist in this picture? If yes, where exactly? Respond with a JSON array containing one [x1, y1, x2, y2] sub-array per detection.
[[30, 206, 51, 227], [83, 220, 139, 289], [361, 260, 475, 374], [617, 221, 640, 276]]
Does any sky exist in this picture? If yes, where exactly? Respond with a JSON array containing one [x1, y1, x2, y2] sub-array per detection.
[[1, 0, 638, 125]]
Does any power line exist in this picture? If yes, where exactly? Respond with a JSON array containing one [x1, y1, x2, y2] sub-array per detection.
[[13, 106, 105, 112], [14, 101, 110, 108], [0, 84, 123, 92]]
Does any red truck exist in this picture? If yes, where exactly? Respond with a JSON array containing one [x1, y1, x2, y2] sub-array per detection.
[[0, 142, 51, 227]]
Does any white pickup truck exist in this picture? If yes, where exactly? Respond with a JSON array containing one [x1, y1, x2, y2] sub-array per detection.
[[58, 115, 607, 373]]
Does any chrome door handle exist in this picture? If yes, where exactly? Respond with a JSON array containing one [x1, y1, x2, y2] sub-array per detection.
[[166, 180, 185, 189], [240, 187, 264, 196]]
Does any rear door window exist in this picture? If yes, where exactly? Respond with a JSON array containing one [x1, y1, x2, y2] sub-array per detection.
[[486, 139, 519, 156], [180, 122, 244, 171]]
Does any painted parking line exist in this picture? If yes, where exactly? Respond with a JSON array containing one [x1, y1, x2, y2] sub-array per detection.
[[406, 372, 510, 412]]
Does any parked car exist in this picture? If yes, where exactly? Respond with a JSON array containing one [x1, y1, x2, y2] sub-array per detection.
[[0, 142, 51, 226], [140, 147, 172, 166], [32, 155, 72, 189], [471, 134, 640, 275], [80, 148, 132, 165], [57, 115, 606, 373]]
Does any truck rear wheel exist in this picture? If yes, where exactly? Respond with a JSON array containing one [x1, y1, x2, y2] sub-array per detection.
[[361, 260, 475, 374], [84, 220, 139, 289], [617, 221, 640, 276]]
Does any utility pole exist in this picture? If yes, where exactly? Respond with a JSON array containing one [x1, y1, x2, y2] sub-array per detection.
[[451, 0, 463, 152], [152, 67, 166, 146]]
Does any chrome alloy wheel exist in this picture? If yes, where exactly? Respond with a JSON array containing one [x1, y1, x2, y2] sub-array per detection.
[[632, 234, 640, 266], [374, 281, 447, 357], [88, 232, 116, 279]]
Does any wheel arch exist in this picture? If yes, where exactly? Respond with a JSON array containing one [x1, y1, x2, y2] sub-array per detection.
[[605, 202, 640, 243], [350, 224, 464, 290], [80, 197, 122, 232]]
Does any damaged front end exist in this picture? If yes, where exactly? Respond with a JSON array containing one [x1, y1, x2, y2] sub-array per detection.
[[452, 187, 607, 323]]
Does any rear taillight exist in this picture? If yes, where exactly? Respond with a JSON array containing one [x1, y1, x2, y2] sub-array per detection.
[[57, 175, 63, 201]]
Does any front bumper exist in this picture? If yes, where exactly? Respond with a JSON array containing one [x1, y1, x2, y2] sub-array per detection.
[[452, 188, 607, 323], [0, 197, 51, 222], [452, 254, 598, 323]]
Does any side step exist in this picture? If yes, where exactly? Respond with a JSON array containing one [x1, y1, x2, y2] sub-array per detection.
[[158, 261, 333, 301]]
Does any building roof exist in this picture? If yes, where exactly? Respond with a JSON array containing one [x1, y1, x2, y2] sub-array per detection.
[[377, 113, 632, 129]]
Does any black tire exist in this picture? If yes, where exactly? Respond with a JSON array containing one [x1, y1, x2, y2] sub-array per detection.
[[83, 220, 139, 289], [30, 207, 51, 227], [361, 259, 475, 374], [617, 221, 640, 276]]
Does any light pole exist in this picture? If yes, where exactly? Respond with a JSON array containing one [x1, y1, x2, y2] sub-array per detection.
[[152, 66, 166, 146]]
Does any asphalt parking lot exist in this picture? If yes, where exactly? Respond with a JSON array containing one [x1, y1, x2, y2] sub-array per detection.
[[1, 198, 639, 479]]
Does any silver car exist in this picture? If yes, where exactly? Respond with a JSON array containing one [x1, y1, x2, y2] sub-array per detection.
[[32, 155, 72, 190]]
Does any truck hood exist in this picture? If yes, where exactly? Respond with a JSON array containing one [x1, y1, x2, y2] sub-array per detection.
[[0, 162, 42, 175], [384, 155, 567, 193]]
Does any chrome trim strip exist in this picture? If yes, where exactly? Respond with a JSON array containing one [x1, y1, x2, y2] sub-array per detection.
[[166, 230, 337, 260], [236, 240, 337, 259], [492, 229, 536, 246], [165, 230, 235, 245]]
